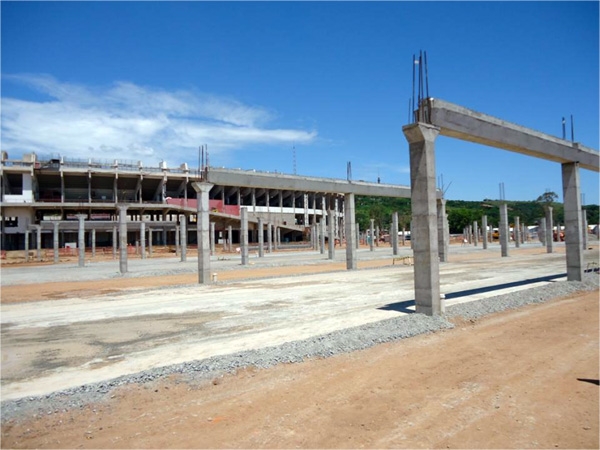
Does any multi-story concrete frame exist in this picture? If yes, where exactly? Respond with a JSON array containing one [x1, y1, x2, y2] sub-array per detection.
[[0, 153, 420, 255]]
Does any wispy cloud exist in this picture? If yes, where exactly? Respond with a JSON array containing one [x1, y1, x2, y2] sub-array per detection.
[[1, 74, 317, 166]]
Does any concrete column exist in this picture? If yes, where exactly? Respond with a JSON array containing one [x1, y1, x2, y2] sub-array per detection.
[[391, 212, 399, 256], [344, 193, 357, 270], [375, 226, 380, 247], [468, 225, 473, 244], [228, 225, 233, 252], [180, 215, 187, 262], [241, 207, 249, 265], [499, 203, 509, 257], [53, 222, 60, 263], [277, 227, 281, 249], [482, 215, 488, 250], [369, 219, 375, 251], [402, 123, 444, 315], [112, 226, 117, 259], [175, 225, 180, 256], [472, 221, 478, 247], [91, 228, 96, 258], [562, 162, 583, 281], [267, 223, 273, 253], [148, 228, 153, 257], [401, 226, 406, 247], [24, 230, 30, 262], [140, 222, 146, 259], [538, 218, 546, 245], [514, 216, 520, 248], [521, 223, 526, 243], [193, 182, 214, 283], [403, 123, 441, 316], [437, 199, 448, 262], [312, 223, 318, 250], [36, 225, 42, 261], [119, 206, 128, 274], [582, 209, 588, 251], [210, 222, 215, 255], [328, 209, 335, 260], [258, 218, 264, 257], [545, 206, 554, 254], [319, 219, 325, 255], [355, 223, 360, 250], [77, 214, 86, 267]]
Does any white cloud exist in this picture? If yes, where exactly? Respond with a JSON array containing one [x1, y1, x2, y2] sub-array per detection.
[[1, 74, 316, 166]]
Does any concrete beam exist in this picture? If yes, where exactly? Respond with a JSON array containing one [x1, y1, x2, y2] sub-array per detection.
[[205, 167, 421, 198], [429, 99, 599, 172]]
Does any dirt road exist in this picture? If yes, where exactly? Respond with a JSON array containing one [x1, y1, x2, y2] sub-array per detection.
[[2, 290, 598, 449]]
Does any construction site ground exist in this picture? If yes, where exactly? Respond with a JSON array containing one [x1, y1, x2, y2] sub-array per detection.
[[1, 240, 599, 448]]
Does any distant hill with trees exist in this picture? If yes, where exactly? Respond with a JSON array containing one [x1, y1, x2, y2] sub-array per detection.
[[355, 196, 599, 234]]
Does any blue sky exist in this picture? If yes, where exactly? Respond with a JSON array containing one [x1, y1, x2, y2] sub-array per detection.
[[2, 1, 598, 204]]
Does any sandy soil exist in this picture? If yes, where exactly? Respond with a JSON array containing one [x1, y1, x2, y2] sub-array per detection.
[[2, 290, 597, 449]]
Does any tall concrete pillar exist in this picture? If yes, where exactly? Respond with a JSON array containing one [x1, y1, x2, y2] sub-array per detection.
[[140, 222, 146, 259], [24, 230, 30, 262], [499, 203, 509, 257], [562, 162, 583, 281], [369, 219, 375, 251], [375, 226, 380, 247], [180, 215, 187, 262], [192, 182, 214, 283], [319, 219, 325, 255], [312, 223, 317, 250], [545, 206, 554, 254], [514, 216, 520, 248], [521, 223, 526, 244], [210, 222, 215, 255], [391, 212, 399, 256], [119, 206, 128, 274], [258, 218, 264, 257], [468, 225, 473, 244], [538, 218, 546, 245], [328, 210, 335, 260], [148, 228, 153, 257], [36, 225, 42, 261], [401, 226, 406, 246], [344, 193, 357, 270], [582, 209, 588, 251], [403, 123, 441, 316], [482, 215, 488, 250], [473, 221, 478, 247], [267, 223, 273, 253], [437, 199, 448, 262], [113, 225, 119, 259], [91, 228, 96, 258], [276, 226, 281, 249], [175, 225, 180, 256], [228, 225, 233, 252], [53, 222, 60, 263], [77, 214, 86, 267], [240, 207, 249, 265], [355, 224, 360, 250]]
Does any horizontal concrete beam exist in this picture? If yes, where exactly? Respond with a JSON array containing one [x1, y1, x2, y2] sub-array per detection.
[[429, 99, 599, 172], [205, 168, 427, 198]]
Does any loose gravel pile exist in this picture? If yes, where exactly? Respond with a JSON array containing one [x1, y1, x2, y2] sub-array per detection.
[[2, 273, 598, 422]]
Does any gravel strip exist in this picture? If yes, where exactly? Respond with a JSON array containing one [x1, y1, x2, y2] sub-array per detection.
[[2, 273, 598, 422]]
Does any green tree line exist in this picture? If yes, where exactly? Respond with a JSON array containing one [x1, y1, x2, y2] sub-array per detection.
[[355, 196, 599, 234]]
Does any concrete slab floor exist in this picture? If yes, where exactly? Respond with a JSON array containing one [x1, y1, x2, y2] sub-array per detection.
[[1, 242, 598, 401]]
